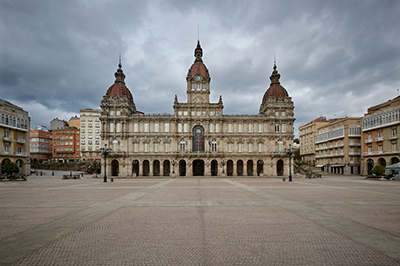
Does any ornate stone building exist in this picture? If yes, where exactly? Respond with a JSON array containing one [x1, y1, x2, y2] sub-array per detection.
[[100, 41, 295, 177]]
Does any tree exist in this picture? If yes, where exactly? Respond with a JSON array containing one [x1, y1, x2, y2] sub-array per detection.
[[371, 165, 385, 175], [2, 161, 20, 175]]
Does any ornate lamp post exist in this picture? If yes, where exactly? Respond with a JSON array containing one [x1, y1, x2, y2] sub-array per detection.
[[284, 144, 295, 182], [100, 144, 112, 183]]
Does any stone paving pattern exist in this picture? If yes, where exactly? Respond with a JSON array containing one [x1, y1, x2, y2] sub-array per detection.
[[0, 172, 400, 265]]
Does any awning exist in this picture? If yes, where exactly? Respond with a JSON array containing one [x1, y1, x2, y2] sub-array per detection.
[[385, 163, 400, 170], [331, 164, 345, 167], [315, 165, 325, 168]]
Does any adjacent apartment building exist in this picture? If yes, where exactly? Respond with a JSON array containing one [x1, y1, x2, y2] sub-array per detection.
[[0, 98, 31, 175], [314, 117, 362, 174], [361, 96, 400, 174], [80, 109, 102, 161], [51, 127, 80, 163], [30, 125, 52, 163], [299, 116, 330, 165]]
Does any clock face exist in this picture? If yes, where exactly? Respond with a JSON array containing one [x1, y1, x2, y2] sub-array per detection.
[[196, 75, 201, 81]]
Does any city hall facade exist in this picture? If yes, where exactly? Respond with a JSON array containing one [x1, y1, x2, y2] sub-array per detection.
[[100, 41, 295, 177]]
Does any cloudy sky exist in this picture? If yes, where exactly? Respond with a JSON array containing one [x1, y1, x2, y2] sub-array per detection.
[[1, 0, 399, 137]]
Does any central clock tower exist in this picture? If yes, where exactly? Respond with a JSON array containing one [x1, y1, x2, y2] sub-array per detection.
[[186, 40, 211, 104]]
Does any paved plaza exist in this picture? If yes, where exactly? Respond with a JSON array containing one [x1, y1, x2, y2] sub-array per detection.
[[0, 171, 400, 265]]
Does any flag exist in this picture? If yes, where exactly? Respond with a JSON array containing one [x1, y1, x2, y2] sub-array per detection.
[[208, 141, 211, 146], [199, 139, 201, 146]]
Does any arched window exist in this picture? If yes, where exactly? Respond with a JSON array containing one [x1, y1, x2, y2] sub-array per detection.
[[180, 139, 185, 152], [192, 125, 205, 152], [278, 139, 283, 152]]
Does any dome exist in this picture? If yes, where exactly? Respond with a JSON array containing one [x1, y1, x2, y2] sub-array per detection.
[[262, 64, 289, 102], [105, 62, 133, 101], [187, 40, 210, 80]]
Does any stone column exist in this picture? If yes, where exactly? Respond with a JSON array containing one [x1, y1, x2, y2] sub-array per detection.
[[253, 162, 257, 177], [138, 161, 143, 177], [187, 161, 193, 177], [160, 163, 164, 177], [204, 160, 211, 176], [149, 161, 153, 177], [243, 161, 248, 176], [233, 161, 237, 176]]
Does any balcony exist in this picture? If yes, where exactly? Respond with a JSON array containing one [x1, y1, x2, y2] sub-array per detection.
[[348, 152, 361, 156], [349, 142, 361, 146], [3, 137, 11, 142], [365, 139, 373, 143], [14, 152, 27, 156], [17, 139, 26, 144], [363, 150, 393, 156], [389, 135, 398, 140], [375, 137, 384, 142]]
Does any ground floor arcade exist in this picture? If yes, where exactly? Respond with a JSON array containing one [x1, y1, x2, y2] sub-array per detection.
[[362, 155, 399, 175], [0, 156, 31, 176], [102, 155, 291, 178]]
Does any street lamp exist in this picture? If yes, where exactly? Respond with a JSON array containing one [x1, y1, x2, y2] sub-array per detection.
[[222, 160, 226, 174], [284, 144, 295, 182], [100, 144, 112, 182], [172, 160, 175, 174]]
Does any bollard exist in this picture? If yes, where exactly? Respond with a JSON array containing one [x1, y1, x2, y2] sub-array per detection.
[[283, 177, 285, 182], [111, 178, 114, 182]]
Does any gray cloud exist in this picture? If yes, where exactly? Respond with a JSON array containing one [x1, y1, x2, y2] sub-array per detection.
[[1, 0, 399, 137]]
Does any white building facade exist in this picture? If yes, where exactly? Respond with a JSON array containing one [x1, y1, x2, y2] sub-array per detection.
[[80, 109, 102, 161]]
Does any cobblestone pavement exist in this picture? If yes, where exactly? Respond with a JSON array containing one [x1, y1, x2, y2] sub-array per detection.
[[1, 172, 400, 265]]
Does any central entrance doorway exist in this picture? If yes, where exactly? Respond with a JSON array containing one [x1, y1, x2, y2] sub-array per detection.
[[193, 159, 204, 176]]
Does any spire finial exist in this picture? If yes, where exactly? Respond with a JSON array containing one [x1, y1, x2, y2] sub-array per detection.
[[270, 61, 281, 85], [115, 54, 125, 83], [194, 39, 203, 62]]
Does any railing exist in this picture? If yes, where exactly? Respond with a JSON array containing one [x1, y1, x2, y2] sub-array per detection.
[[363, 150, 389, 156], [365, 139, 373, 143], [375, 137, 384, 142], [349, 142, 361, 146]]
